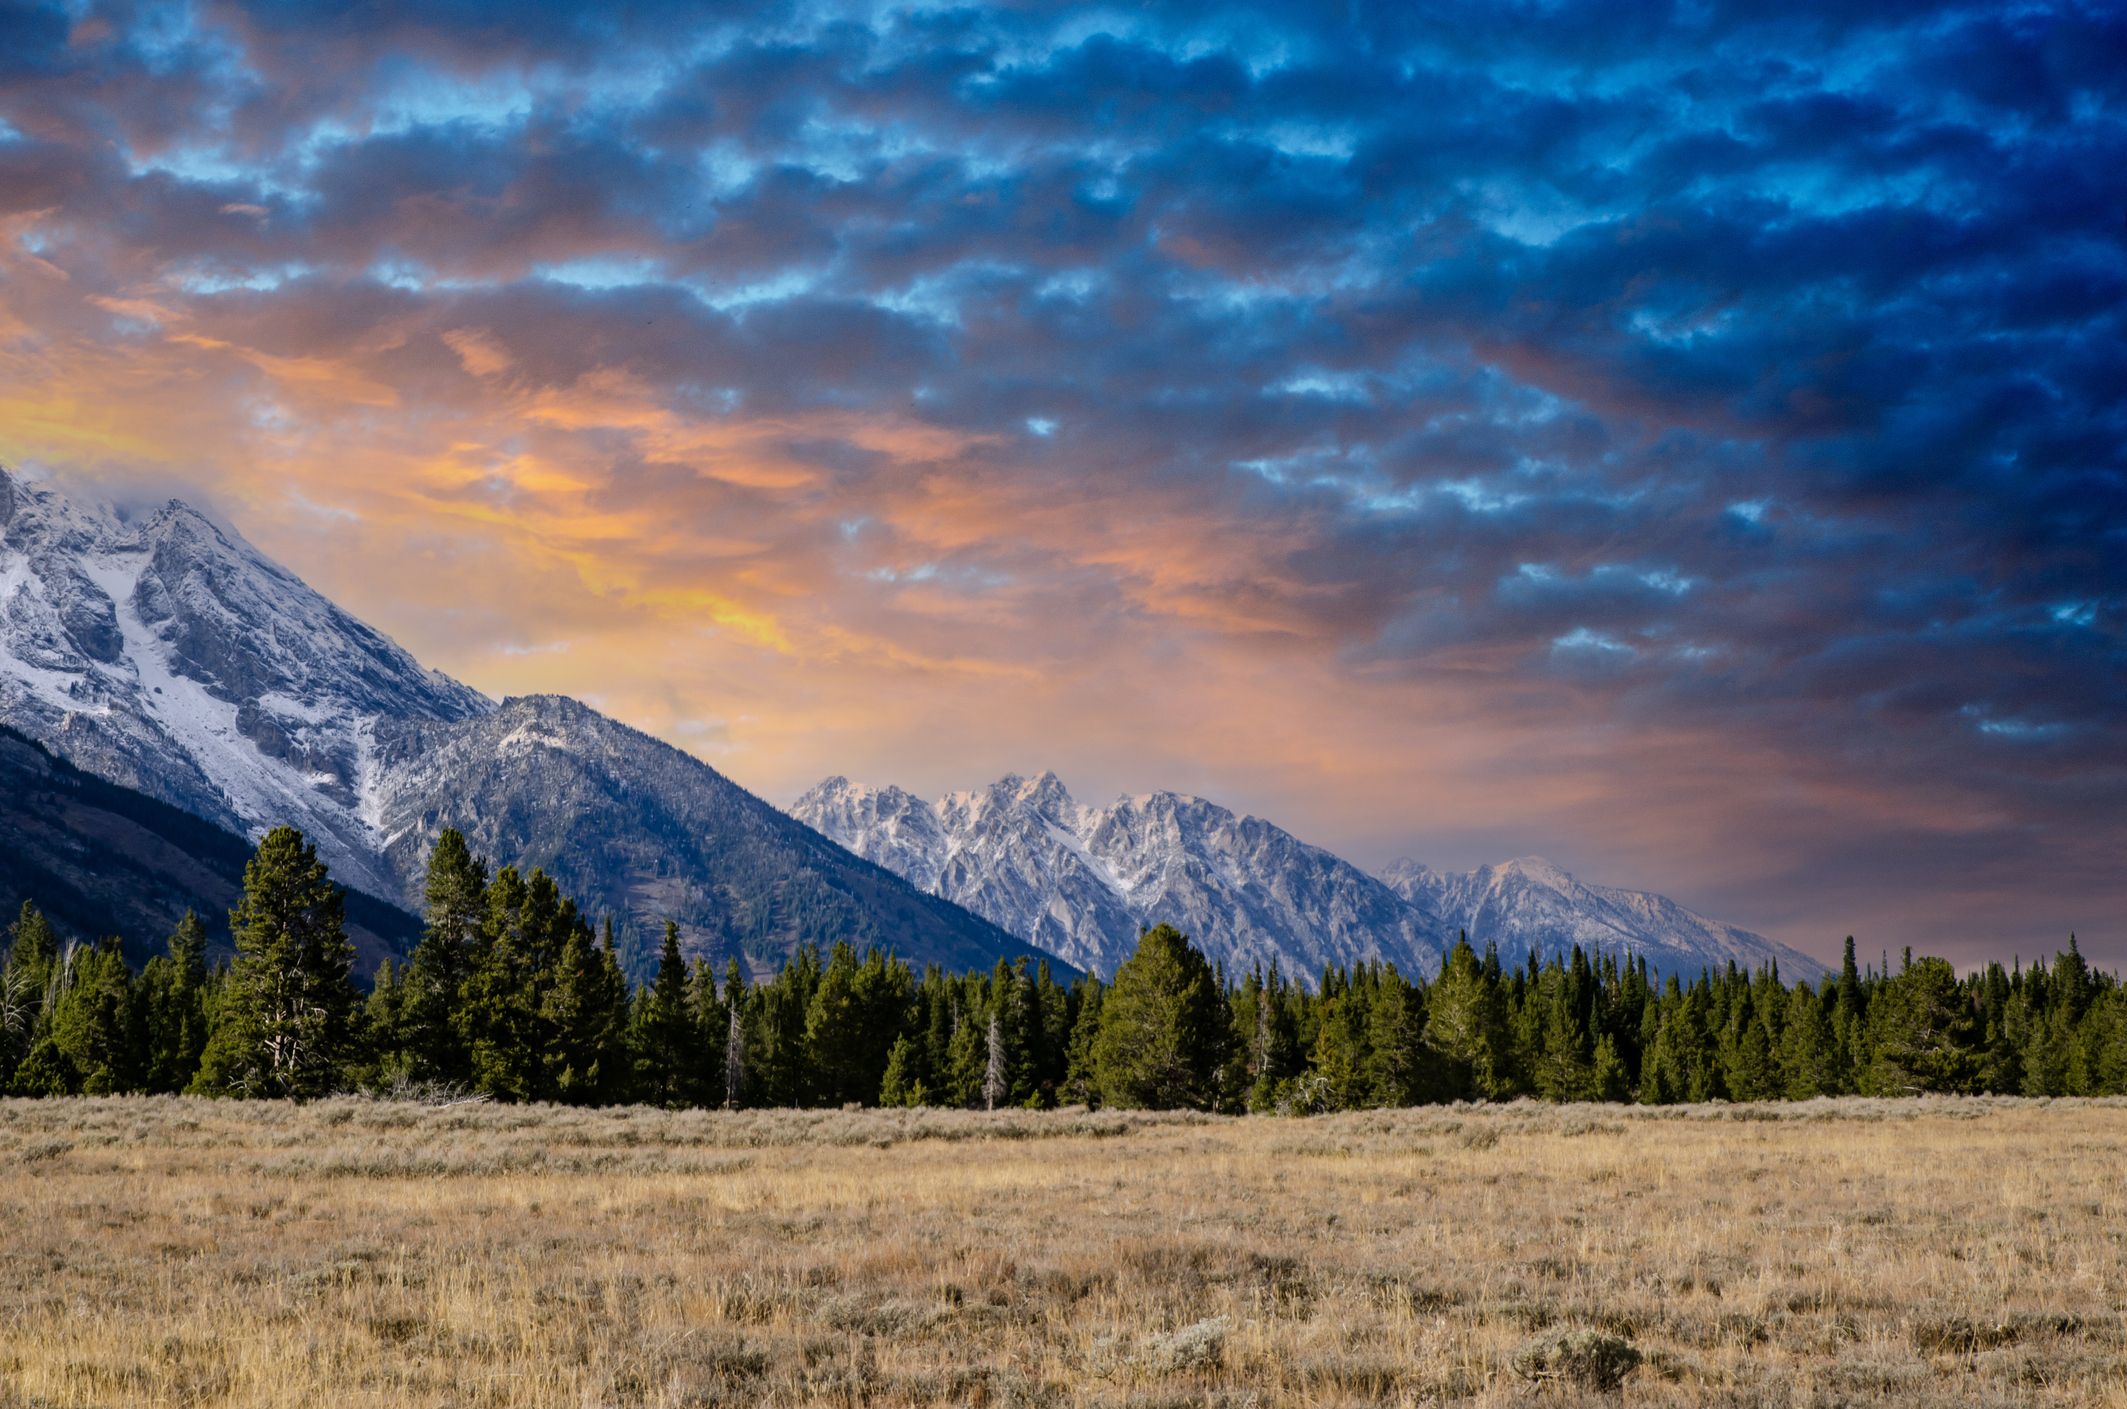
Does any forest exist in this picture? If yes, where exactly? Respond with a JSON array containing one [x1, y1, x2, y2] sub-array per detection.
[[3, 823, 2123, 1108]]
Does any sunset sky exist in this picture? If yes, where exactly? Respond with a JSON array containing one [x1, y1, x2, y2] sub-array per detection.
[[1, 0, 2122, 966]]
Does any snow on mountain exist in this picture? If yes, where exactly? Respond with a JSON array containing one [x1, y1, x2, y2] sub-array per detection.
[[0, 466, 488, 896], [1381, 856, 1829, 980], [792, 772, 1445, 982], [367, 696, 1044, 977], [797, 769, 1830, 984], [0, 467, 1045, 978]]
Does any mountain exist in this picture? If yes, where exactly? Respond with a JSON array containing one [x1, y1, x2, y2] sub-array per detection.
[[0, 723, 418, 972], [369, 695, 1048, 976], [795, 772, 1829, 984], [0, 465, 487, 899], [791, 773, 1444, 981], [1381, 856, 1828, 980], [0, 467, 1046, 978]]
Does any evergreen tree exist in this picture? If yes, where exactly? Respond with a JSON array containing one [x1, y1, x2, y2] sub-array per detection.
[[138, 910, 211, 1093], [879, 1035, 925, 1106], [1087, 926, 1230, 1110], [193, 826, 358, 1098], [1061, 979, 1104, 1106], [46, 938, 140, 1094], [458, 868, 532, 1099], [722, 961, 749, 1109], [357, 958, 412, 1086], [1590, 1032, 1630, 1101], [1778, 984, 1839, 1098], [982, 1011, 1007, 1110], [544, 916, 631, 1103], [804, 943, 872, 1106], [401, 829, 487, 1083], [1865, 956, 1978, 1095], [634, 922, 697, 1107], [0, 901, 61, 1085], [1424, 941, 1512, 1099]]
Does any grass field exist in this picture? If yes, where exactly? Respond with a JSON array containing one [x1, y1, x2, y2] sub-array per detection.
[[1, 1097, 2123, 1407]]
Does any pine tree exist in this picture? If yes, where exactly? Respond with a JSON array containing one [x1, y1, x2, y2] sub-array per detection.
[[879, 1035, 925, 1106], [1061, 979, 1104, 1106], [1424, 940, 1511, 1099], [634, 922, 697, 1107], [1365, 970, 1430, 1106], [1087, 926, 1230, 1110], [193, 826, 358, 1098], [1865, 956, 1977, 1095], [0, 901, 60, 1085], [1778, 985, 1838, 1098], [688, 956, 728, 1108], [47, 938, 140, 1094], [1590, 1032, 1630, 1101], [138, 910, 211, 1093], [357, 958, 411, 1087], [1532, 976, 1596, 1102], [804, 943, 870, 1106], [544, 916, 631, 1104], [401, 829, 487, 1083], [458, 867, 544, 1101]]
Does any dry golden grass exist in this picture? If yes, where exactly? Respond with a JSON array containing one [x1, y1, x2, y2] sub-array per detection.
[[2, 1097, 2125, 1407]]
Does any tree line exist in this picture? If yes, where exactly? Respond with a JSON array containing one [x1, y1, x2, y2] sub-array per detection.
[[3, 824, 2124, 1107]]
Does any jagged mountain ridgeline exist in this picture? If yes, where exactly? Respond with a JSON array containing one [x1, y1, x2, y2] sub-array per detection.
[[791, 772, 1442, 981], [795, 775, 1829, 984], [0, 468, 1046, 978]]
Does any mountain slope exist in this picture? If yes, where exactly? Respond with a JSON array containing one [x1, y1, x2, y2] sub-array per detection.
[[0, 724, 418, 973], [793, 772, 1443, 981], [371, 696, 1052, 976], [0, 466, 488, 897], [0, 467, 1051, 979], [1382, 856, 1828, 980]]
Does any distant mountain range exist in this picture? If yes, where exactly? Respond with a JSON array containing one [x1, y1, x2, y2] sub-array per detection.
[[1382, 856, 1826, 981], [0, 467, 1042, 978], [796, 775, 1829, 983], [792, 772, 1436, 979], [2, 465, 1826, 988]]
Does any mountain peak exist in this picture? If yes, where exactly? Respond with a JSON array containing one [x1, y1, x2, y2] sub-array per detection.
[[1494, 855, 1577, 889]]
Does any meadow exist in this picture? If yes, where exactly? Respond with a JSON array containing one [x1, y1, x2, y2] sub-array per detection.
[[0, 1097, 2123, 1408]]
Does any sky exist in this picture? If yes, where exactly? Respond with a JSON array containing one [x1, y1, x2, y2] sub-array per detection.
[[0, 0, 2122, 968]]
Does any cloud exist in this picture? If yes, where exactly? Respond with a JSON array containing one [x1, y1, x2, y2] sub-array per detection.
[[0, 0, 2122, 965]]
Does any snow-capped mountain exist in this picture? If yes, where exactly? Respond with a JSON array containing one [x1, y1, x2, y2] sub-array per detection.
[[791, 772, 1445, 981], [0, 466, 488, 897], [1381, 856, 1828, 980], [0, 467, 1041, 977], [796, 771, 1829, 984]]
